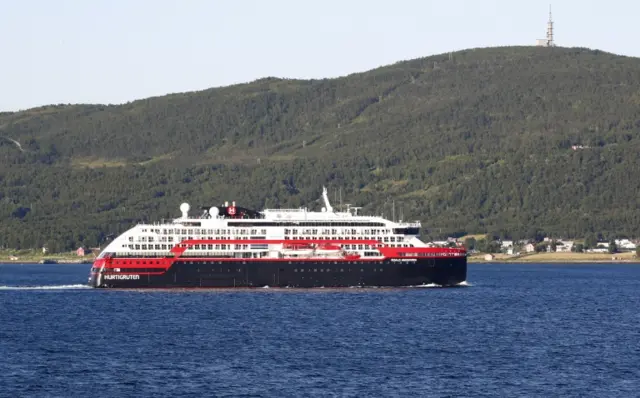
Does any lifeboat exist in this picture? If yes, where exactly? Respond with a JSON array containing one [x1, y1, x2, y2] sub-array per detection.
[[315, 243, 342, 254], [281, 242, 314, 256]]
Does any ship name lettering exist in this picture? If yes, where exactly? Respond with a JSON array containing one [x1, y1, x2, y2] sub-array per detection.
[[104, 274, 140, 280]]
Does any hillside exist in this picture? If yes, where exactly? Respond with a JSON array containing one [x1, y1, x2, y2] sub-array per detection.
[[2, 46, 640, 251]]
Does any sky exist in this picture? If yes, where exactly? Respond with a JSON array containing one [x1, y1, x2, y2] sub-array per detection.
[[1, 0, 638, 112]]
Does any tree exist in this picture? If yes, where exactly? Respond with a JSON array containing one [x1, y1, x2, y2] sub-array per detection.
[[584, 234, 598, 249], [572, 243, 584, 253], [464, 237, 476, 251], [535, 243, 547, 253], [608, 239, 618, 254], [486, 241, 502, 254], [475, 238, 487, 253]]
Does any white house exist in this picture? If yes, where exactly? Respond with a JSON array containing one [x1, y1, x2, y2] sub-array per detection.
[[555, 240, 574, 252], [501, 240, 513, 250], [615, 239, 636, 251]]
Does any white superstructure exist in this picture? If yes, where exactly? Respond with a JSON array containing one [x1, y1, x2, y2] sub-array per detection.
[[98, 187, 430, 259]]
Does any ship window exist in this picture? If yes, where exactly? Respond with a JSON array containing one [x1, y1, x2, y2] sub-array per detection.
[[141, 244, 147, 250], [155, 244, 160, 250]]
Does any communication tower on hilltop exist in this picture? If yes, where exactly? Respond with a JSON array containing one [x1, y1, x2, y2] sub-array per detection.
[[536, 5, 555, 47]]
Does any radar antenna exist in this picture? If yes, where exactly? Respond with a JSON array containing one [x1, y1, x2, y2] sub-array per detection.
[[547, 4, 555, 46]]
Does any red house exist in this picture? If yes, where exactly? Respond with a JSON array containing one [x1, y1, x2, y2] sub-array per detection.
[[76, 247, 85, 256]]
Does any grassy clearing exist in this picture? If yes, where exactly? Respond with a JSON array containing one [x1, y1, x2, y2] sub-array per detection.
[[0, 249, 94, 263], [72, 158, 127, 168]]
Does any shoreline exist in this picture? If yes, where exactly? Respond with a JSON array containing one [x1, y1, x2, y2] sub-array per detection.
[[468, 251, 639, 264]]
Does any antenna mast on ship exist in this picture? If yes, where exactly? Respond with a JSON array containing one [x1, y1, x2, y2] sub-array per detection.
[[321, 186, 333, 212]]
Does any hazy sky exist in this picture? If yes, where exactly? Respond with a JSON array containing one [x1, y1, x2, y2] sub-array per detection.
[[1, 0, 637, 111]]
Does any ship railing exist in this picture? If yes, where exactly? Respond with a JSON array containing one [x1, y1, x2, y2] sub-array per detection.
[[263, 208, 308, 213], [394, 221, 421, 227]]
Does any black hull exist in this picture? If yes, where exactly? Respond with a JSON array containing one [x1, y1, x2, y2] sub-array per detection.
[[89, 257, 467, 288]]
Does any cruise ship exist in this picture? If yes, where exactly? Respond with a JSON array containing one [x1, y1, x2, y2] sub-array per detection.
[[88, 187, 467, 288]]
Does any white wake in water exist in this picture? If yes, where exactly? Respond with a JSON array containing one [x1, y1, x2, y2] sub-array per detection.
[[0, 284, 90, 290], [412, 283, 442, 288]]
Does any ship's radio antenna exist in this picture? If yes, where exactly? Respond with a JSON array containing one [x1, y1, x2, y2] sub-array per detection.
[[339, 188, 342, 210], [392, 200, 396, 222]]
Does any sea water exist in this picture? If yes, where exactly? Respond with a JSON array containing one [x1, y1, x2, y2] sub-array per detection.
[[0, 262, 638, 397]]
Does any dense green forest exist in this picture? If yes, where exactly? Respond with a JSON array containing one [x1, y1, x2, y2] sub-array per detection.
[[2, 46, 640, 252]]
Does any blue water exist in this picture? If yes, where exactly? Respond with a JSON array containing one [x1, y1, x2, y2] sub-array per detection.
[[1, 263, 639, 397]]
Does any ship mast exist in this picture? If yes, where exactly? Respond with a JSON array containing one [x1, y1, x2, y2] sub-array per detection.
[[321, 186, 333, 212]]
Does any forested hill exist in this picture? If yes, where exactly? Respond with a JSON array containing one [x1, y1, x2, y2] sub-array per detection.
[[2, 46, 640, 251]]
